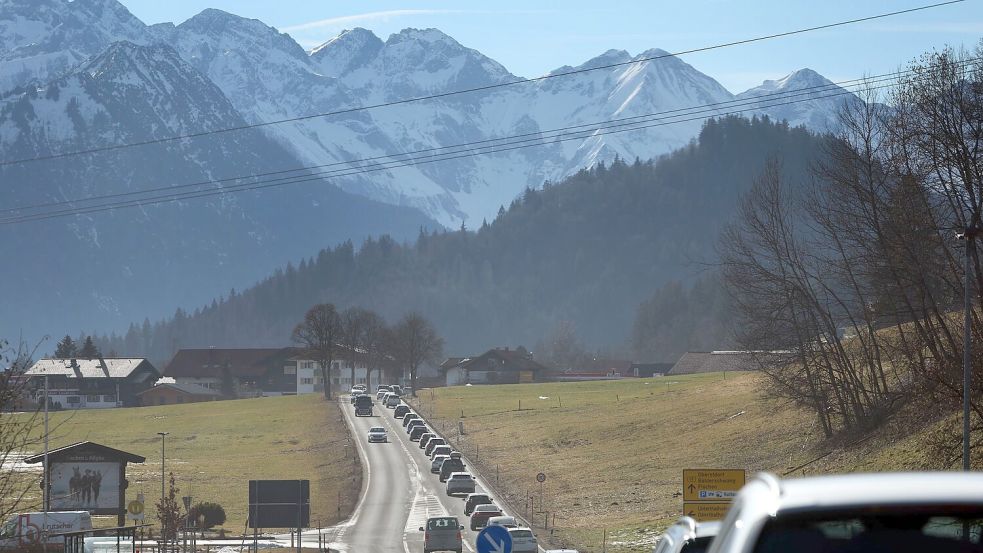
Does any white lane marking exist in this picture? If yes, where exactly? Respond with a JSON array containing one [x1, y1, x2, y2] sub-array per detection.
[[330, 398, 376, 551]]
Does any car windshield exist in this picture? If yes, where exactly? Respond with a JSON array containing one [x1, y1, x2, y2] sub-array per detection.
[[679, 536, 713, 553], [753, 510, 983, 553], [427, 517, 459, 530], [510, 530, 533, 538], [369, 427, 385, 433]]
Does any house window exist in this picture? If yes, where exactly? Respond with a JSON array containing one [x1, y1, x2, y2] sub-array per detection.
[[67, 396, 80, 405], [302, 361, 314, 369], [301, 378, 313, 385], [284, 366, 296, 375], [103, 395, 116, 403], [86, 394, 101, 402]]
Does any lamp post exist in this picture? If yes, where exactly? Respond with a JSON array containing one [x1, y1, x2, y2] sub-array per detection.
[[157, 431, 168, 545]]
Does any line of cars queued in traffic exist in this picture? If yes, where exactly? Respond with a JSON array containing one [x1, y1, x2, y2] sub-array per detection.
[[654, 471, 983, 553], [350, 384, 541, 553]]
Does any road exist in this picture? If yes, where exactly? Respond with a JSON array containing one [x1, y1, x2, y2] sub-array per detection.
[[313, 396, 509, 553]]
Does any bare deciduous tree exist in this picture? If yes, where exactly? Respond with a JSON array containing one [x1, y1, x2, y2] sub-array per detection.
[[292, 304, 343, 399], [0, 338, 45, 522], [391, 313, 443, 396]]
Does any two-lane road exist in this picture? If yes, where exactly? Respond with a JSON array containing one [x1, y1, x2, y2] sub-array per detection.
[[321, 396, 500, 553]]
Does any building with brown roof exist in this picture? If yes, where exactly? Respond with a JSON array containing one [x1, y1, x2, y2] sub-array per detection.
[[25, 358, 160, 408], [442, 348, 549, 386], [163, 348, 302, 397], [137, 381, 222, 406]]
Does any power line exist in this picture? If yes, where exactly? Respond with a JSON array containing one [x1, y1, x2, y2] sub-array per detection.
[[0, 0, 963, 168], [4, 60, 968, 218], [0, 75, 926, 225]]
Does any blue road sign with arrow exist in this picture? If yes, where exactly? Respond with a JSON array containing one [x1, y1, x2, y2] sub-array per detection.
[[477, 524, 512, 553]]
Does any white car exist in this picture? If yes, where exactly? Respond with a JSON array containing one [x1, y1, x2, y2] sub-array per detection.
[[708, 472, 983, 553], [507, 527, 538, 553], [386, 394, 401, 408], [367, 426, 387, 443], [445, 472, 476, 495], [487, 516, 518, 529], [653, 516, 719, 553]]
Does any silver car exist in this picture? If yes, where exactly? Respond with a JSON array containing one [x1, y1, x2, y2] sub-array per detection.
[[708, 472, 983, 553], [507, 527, 538, 553], [431, 454, 450, 474], [420, 515, 463, 553], [653, 516, 719, 553], [445, 472, 476, 496]]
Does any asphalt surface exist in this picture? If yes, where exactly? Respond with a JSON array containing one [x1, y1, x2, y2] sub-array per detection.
[[319, 397, 503, 553]]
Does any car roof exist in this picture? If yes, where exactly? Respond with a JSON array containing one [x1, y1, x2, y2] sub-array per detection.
[[748, 472, 983, 512], [466, 493, 491, 498], [474, 504, 501, 511], [489, 516, 514, 521], [433, 454, 450, 460], [449, 472, 472, 477], [508, 527, 533, 533]]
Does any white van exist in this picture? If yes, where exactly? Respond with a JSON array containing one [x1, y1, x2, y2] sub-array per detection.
[[0, 511, 92, 549]]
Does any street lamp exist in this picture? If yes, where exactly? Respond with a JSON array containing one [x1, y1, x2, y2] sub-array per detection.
[[957, 225, 978, 472]]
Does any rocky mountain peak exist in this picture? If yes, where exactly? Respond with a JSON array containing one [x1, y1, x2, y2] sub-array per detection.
[[309, 27, 383, 78]]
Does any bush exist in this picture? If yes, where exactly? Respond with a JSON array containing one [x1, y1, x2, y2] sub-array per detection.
[[189, 501, 226, 529]]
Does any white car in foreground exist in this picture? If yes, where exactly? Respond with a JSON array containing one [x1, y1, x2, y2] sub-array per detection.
[[708, 472, 983, 553], [507, 527, 538, 553], [653, 516, 719, 553]]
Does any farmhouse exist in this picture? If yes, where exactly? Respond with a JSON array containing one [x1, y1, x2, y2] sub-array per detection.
[[443, 348, 549, 386], [668, 351, 767, 375], [163, 348, 304, 397], [137, 381, 222, 406], [24, 358, 161, 408]]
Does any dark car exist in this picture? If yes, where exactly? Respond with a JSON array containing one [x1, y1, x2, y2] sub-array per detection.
[[439, 458, 466, 482], [464, 493, 493, 515], [419, 433, 435, 449], [406, 419, 425, 433], [394, 405, 411, 419], [425, 438, 446, 456], [354, 394, 373, 417], [470, 504, 503, 530], [402, 414, 419, 427], [410, 425, 428, 441]]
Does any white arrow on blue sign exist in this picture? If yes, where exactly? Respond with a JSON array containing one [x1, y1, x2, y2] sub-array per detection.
[[477, 524, 512, 553]]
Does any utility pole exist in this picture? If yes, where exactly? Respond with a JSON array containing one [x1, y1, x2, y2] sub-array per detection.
[[959, 225, 978, 472], [157, 431, 169, 548]]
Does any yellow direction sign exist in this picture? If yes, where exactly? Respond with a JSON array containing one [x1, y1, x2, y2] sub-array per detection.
[[683, 469, 746, 502], [683, 502, 731, 522]]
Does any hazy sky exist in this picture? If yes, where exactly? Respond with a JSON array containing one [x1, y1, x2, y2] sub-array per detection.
[[118, 0, 982, 93]]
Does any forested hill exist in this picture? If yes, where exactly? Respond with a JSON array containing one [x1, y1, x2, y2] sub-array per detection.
[[98, 116, 826, 362]]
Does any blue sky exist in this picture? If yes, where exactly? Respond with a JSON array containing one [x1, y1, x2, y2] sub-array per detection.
[[118, 0, 982, 93]]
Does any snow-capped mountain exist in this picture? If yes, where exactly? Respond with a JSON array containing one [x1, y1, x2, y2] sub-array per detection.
[[0, 39, 435, 343], [0, 1, 853, 228], [735, 68, 857, 131]]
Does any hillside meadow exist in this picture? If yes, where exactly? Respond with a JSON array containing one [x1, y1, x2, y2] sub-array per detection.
[[411, 372, 955, 553], [12, 395, 358, 533]]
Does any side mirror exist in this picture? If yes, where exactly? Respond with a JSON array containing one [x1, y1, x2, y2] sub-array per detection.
[[460, 525, 465, 530], [419, 527, 425, 531]]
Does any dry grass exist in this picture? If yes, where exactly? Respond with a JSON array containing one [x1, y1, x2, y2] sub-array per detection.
[[11, 395, 359, 532], [412, 372, 960, 553]]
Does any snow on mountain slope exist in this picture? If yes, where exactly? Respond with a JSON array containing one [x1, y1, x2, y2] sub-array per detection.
[[736, 68, 857, 131], [0, 0, 147, 91], [0, 39, 437, 343], [0, 1, 854, 228]]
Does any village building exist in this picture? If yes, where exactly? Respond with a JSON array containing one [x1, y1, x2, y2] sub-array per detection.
[[442, 348, 549, 386], [668, 351, 767, 375], [24, 358, 161, 409], [163, 348, 304, 397], [136, 381, 222, 406]]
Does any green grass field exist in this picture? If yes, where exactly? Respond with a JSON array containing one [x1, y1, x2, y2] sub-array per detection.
[[14, 395, 358, 532], [412, 372, 953, 553]]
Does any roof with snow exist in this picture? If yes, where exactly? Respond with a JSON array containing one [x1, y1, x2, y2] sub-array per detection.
[[668, 351, 767, 375], [449, 348, 549, 373], [25, 358, 159, 380]]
